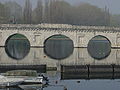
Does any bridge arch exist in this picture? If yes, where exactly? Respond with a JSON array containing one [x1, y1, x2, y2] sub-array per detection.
[[44, 34, 74, 47], [4, 33, 31, 46], [5, 33, 30, 60], [44, 34, 74, 60], [5, 33, 31, 46], [88, 35, 112, 46], [87, 35, 111, 60]]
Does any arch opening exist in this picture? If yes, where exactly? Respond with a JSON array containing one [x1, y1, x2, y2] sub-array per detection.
[[5, 33, 30, 60], [44, 34, 74, 60], [87, 35, 111, 60]]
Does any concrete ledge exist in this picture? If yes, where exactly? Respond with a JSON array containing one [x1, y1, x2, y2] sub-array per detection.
[[0, 65, 46, 73], [61, 65, 120, 80]]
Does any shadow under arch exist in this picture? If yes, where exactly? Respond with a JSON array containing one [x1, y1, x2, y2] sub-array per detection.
[[5, 33, 30, 60], [44, 34, 74, 60], [87, 35, 111, 60]]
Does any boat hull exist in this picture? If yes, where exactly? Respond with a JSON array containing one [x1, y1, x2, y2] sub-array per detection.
[[19, 84, 43, 90]]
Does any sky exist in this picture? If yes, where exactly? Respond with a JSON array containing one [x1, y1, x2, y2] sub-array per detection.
[[0, 0, 120, 14]]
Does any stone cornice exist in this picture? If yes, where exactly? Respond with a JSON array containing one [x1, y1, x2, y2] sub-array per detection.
[[0, 24, 120, 32]]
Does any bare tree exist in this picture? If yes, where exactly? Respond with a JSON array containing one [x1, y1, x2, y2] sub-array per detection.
[[0, 3, 9, 23], [44, 0, 50, 23], [104, 6, 110, 26], [49, 0, 71, 24], [23, 0, 32, 24], [33, 0, 43, 24], [5, 1, 22, 24]]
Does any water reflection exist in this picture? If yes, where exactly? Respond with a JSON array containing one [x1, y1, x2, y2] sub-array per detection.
[[44, 34, 74, 60], [61, 65, 120, 80], [87, 35, 111, 60], [1, 87, 22, 90], [0, 70, 120, 90], [5, 34, 30, 60], [0, 48, 120, 67], [0, 46, 120, 90]]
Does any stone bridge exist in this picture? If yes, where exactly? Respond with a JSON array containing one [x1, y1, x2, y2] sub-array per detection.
[[0, 48, 120, 69], [0, 24, 120, 48]]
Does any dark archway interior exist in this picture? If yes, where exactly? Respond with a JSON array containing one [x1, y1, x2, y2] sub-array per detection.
[[5, 34, 30, 60], [44, 34, 74, 60], [87, 35, 111, 60]]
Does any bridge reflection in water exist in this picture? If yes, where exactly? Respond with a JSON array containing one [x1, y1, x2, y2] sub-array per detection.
[[0, 48, 120, 71], [0, 48, 120, 67], [61, 65, 120, 80]]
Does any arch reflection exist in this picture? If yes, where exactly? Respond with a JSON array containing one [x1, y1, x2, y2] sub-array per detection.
[[87, 35, 111, 60]]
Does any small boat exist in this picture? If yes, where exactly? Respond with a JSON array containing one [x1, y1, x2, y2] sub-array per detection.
[[0, 75, 24, 88], [23, 76, 43, 84], [4, 70, 38, 77], [3, 70, 48, 84], [19, 84, 43, 90]]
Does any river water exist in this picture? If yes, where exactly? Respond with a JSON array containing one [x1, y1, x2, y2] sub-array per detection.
[[0, 35, 120, 90]]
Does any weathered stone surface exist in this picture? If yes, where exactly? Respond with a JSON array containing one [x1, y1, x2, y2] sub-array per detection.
[[0, 24, 120, 47]]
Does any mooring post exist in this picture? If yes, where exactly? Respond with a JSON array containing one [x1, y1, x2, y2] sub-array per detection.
[[111, 64, 115, 79], [86, 64, 90, 79]]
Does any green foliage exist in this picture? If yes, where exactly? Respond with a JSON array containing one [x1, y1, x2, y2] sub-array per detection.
[[0, 3, 9, 23], [4, 1, 22, 24], [39, 1, 110, 26], [110, 15, 120, 27], [0, 0, 112, 26], [33, 0, 43, 24], [23, 0, 32, 24], [73, 3, 107, 25]]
